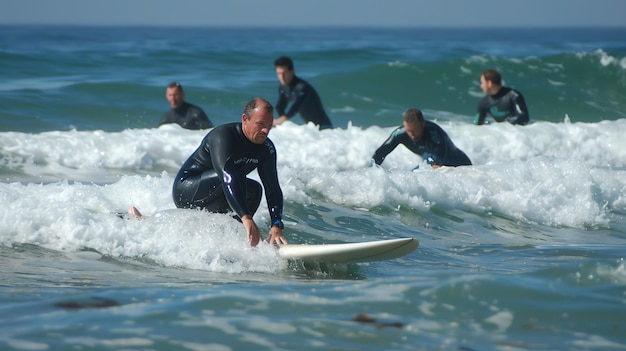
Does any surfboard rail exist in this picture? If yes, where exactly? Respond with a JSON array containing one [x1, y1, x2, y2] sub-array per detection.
[[277, 237, 418, 263]]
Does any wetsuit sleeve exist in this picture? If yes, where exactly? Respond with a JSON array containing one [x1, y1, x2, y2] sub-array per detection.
[[474, 113, 486, 125], [221, 163, 251, 218], [207, 131, 252, 218], [195, 108, 214, 129], [372, 128, 402, 165], [510, 91, 530, 125], [276, 87, 289, 117], [474, 97, 489, 125], [283, 82, 309, 119], [257, 144, 284, 225], [424, 127, 448, 166]]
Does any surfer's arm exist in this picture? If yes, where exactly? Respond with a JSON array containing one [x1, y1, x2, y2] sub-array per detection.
[[425, 128, 449, 167], [220, 164, 254, 220], [273, 89, 291, 126], [474, 97, 489, 125], [194, 108, 213, 129], [209, 134, 252, 220], [283, 82, 309, 118], [511, 91, 530, 125], [275, 87, 290, 119], [473, 113, 486, 125], [258, 150, 285, 232], [372, 128, 402, 165], [242, 215, 261, 247]]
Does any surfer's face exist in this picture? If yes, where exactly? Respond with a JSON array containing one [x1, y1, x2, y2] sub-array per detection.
[[242, 101, 273, 144], [404, 121, 424, 143], [480, 75, 498, 95], [165, 87, 184, 108], [276, 66, 294, 85]]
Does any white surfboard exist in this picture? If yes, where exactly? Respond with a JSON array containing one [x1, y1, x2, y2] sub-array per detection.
[[277, 237, 418, 263]]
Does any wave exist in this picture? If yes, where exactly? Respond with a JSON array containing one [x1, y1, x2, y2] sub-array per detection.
[[3, 120, 625, 176], [1, 121, 625, 231]]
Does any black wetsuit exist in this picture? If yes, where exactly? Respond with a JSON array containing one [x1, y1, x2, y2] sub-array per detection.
[[372, 121, 472, 167], [475, 87, 529, 125], [276, 75, 333, 130], [172, 122, 283, 225], [160, 102, 214, 130]]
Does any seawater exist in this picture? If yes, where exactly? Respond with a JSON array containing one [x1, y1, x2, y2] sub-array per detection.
[[1, 25, 626, 351]]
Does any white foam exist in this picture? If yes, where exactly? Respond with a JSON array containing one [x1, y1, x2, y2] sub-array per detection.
[[1, 120, 625, 270]]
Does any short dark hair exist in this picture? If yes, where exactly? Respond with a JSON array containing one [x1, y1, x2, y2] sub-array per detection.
[[403, 108, 424, 124], [274, 56, 294, 71], [482, 69, 502, 86], [167, 81, 184, 91], [244, 97, 274, 117]]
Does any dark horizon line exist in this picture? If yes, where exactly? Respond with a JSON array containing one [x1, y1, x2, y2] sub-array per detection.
[[1, 23, 625, 30]]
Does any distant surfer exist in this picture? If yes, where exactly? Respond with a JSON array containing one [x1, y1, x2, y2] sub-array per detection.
[[474, 69, 530, 125], [370, 108, 472, 169], [273, 56, 333, 130], [171, 97, 286, 246], [159, 82, 214, 130]]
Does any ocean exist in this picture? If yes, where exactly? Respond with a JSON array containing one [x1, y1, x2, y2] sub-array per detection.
[[1, 25, 625, 350]]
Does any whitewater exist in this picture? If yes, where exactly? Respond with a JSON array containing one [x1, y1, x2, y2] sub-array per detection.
[[2, 119, 625, 269]]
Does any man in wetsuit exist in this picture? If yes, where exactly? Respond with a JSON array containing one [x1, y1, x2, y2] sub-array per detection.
[[273, 56, 333, 130], [159, 82, 214, 130], [371, 108, 472, 169], [475, 69, 529, 125], [172, 97, 287, 247]]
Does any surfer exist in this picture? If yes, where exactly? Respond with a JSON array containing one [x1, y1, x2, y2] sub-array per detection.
[[474, 69, 530, 126], [273, 56, 333, 130], [370, 108, 472, 169], [159, 82, 214, 130], [171, 97, 286, 247]]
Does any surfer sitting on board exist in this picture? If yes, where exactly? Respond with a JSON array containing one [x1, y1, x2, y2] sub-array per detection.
[[474, 69, 529, 126], [370, 108, 472, 169], [133, 98, 286, 247]]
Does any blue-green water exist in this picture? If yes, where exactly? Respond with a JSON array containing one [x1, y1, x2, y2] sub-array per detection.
[[1, 25, 626, 350]]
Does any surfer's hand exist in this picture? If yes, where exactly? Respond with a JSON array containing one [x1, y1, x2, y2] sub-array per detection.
[[242, 215, 261, 247], [273, 115, 288, 128], [267, 226, 288, 245]]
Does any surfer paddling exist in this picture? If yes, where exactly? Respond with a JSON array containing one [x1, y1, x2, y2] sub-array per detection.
[[370, 108, 472, 169], [131, 98, 286, 247]]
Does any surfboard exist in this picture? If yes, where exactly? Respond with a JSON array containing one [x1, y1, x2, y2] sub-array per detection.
[[277, 237, 418, 263]]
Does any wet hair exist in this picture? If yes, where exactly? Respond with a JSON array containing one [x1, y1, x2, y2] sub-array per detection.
[[167, 81, 184, 92], [274, 56, 294, 71], [482, 69, 502, 86], [403, 108, 425, 124], [243, 97, 274, 117]]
